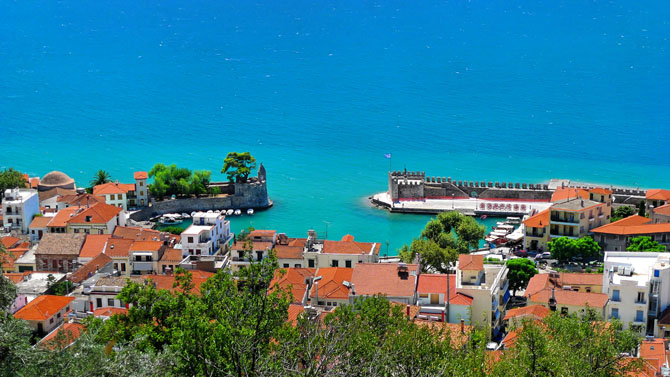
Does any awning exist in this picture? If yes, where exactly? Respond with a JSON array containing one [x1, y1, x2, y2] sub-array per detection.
[[132, 252, 154, 256]]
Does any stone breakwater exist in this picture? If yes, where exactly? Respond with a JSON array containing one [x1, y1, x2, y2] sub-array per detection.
[[369, 170, 647, 216]]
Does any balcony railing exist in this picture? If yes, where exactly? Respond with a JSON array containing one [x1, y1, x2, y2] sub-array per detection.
[[550, 216, 578, 224]]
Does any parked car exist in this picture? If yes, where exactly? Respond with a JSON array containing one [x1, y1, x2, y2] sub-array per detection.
[[535, 252, 553, 261], [514, 249, 528, 257]]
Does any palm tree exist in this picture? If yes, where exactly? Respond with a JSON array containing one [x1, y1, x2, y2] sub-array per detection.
[[90, 170, 112, 187]]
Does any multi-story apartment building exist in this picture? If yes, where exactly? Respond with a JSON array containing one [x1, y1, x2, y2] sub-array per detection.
[[180, 212, 232, 256], [93, 173, 148, 211], [523, 209, 549, 251], [2, 188, 39, 234], [130, 241, 166, 274], [646, 190, 670, 212], [603, 252, 670, 336], [13, 295, 75, 336], [455, 254, 509, 336], [302, 231, 380, 269], [549, 197, 611, 240], [592, 215, 670, 251], [133, 171, 149, 207]]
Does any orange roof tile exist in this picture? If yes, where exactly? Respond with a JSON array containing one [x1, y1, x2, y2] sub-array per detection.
[[69, 253, 112, 284], [93, 182, 135, 195], [141, 271, 213, 294], [2, 271, 31, 284], [654, 204, 670, 216], [639, 338, 667, 373], [250, 241, 273, 251], [79, 234, 111, 258], [48, 207, 80, 228], [523, 209, 550, 228], [459, 254, 484, 271], [248, 230, 276, 239], [270, 267, 315, 303], [310, 267, 353, 300], [558, 273, 603, 287], [274, 242, 304, 260], [322, 237, 381, 255], [57, 193, 105, 207], [29, 177, 40, 189], [414, 320, 472, 348], [1, 248, 28, 271], [134, 171, 148, 180], [503, 304, 551, 321], [551, 187, 589, 202], [647, 189, 670, 201], [40, 322, 85, 349], [416, 274, 474, 305], [29, 216, 53, 229], [113, 226, 173, 242], [527, 288, 608, 308], [591, 216, 670, 236], [287, 304, 306, 326], [130, 241, 164, 252], [104, 238, 134, 258], [66, 202, 122, 224], [350, 263, 418, 298], [159, 248, 184, 262], [590, 188, 613, 195], [1, 236, 21, 249], [14, 295, 75, 321], [93, 307, 128, 317]]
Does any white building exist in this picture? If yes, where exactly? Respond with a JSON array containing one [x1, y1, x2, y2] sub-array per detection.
[[603, 252, 670, 336], [180, 212, 232, 256], [455, 254, 509, 337], [2, 188, 39, 234], [133, 172, 149, 207]]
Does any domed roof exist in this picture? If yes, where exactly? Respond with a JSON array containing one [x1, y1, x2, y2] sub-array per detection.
[[41, 171, 74, 186]]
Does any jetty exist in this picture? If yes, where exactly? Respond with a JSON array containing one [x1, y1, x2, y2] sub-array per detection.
[[370, 170, 647, 217]]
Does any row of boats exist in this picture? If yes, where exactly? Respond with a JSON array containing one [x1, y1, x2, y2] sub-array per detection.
[[484, 216, 523, 246], [154, 209, 255, 225]]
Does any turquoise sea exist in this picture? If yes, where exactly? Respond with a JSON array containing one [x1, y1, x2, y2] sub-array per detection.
[[1, 1, 668, 254]]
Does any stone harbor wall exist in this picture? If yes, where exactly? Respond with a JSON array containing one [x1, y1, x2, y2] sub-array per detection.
[[129, 180, 270, 221]]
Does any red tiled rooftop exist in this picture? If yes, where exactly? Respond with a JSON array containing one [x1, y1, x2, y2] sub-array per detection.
[[350, 263, 418, 298], [310, 267, 353, 300], [93, 307, 128, 318], [130, 241, 163, 252], [551, 187, 590, 202], [647, 189, 670, 201], [134, 171, 148, 180], [248, 230, 276, 239], [503, 304, 551, 321], [1, 236, 21, 249], [416, 274, 473, 305], [639, 338, 667, 373], [93, 182, 136, 195], [69, 253, 112, 284], [104, 238, 135, 258], [1, 248, 28, 271], [67, 202, 122, 224], [159, 248, 184, 262], [2, 271, 31, 284], [14, 295, 75, 321], [141, 271, 214, 294], [270, 267, 315, 303], [287, 304, 306, 326], [47, 207, 79, 228], [459, 254, 484, 271], [655, 204, 670, 216], [322, 236, 381, 255], [79, 234, 111, 258], [29, 216, 53, 229], [40, 322, 85, 349], [274, 238, 304, 260], [523, 209, 549, 228], [591, 215, 670, 236], [527, 288, 608, 308]]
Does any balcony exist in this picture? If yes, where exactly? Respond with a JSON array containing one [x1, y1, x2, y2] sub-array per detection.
[[502, 290, 511, 305], [132, 261, 154, 271], [550, 216, 579, 225], [549, 232, 578, 239]]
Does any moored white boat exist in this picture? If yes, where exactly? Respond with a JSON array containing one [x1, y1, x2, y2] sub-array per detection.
[[247, 209, 254, 215], [234, 209, 242, 216], [226, 209, 234, 216]]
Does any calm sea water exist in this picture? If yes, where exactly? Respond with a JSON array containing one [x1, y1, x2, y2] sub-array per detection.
[[1, 1, 668, 254]]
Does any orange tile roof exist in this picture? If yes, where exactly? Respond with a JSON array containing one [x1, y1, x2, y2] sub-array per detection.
[[274, 242, 304, 259], [93, 307, 128, 317], [159, 248, 183, 262], [551, 187, 590, 202], [527, 288, 608, 308], [414, 320, 472, 348], [93, 182, 135, 195], [639, 338, 667, 373], [391, 302, 422, 319], [287, 304, 306, 326], [590, 188, 613, 195], [655, 204, 670, 216], [130, 241, 164, 252], [310, 267, 353, 300], [591, 216, 670, 236], [141, 271, 214, 294], [69, 253, 113, 284], [2, 271, 31, 284], [417, 274, 474, 305], [134, 171, 148, 180], [104, 238, 134, 258], [270, 267, 315, 303], [350, 263, 418, 298], [79, 234, 111, 258], [503, 304, 550, 321], [29, 216, 53, 229], [1, 236, 21, 249], [523, 209, 550, 228], [558, 273, 603, 286], [48, 207, 80, 228], [248, 230, 276, 239], [113, 226, 171, 242], [29, 177, 40, 189], [1, 248, 28, 271], [57, 193, 106, 207], [250, 241, 273, 251], [459, 254, 484, 271], [322, 237, 381, 255], [647, 189, 670, 201], [67, 202, 122, 224], [14, 295, 75, 321], [40, 322, 85, 349]]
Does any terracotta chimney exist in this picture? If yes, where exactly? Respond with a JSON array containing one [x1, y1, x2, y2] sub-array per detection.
[[406, 304, 410, 318]]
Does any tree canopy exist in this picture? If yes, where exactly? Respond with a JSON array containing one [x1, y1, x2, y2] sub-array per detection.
[[548, 236, 602, 263], [626, 236, 666, 252], [222, 152, 257, 183], [90, 170, 112, 187], [611, 205, 635, 222], [0, 168, 27, 198], [147, 163, 215, 200], [506, 258, 538, 296]]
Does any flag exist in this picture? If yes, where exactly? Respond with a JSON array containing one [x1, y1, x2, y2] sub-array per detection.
[[384, 153, 392, 159]]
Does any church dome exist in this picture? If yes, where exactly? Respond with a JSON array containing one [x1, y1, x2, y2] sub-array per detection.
[[38, 171, 75, 191]]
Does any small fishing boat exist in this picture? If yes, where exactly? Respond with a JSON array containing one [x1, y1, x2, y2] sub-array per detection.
[[247, 209, 254, 215], [234, 209, 242, 216], [159, 214, 183, 225], [226, 209, 234, 216], [181, 213, 191, 219]]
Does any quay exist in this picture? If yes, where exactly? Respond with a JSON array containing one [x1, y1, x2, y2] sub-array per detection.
[[370, 170, 648, 217]]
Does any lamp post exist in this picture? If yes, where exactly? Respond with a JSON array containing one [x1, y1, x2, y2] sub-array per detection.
[[452, 193, 455, 210]]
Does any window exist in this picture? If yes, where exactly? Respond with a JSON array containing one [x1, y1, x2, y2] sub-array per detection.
[[612, 290, 620, 302], [283, 264, 289, 268], [345, 260, 352, 268], [665, 330, 670, 338], [611, 308, 619, 319], [637, 292, 645, 303], [140, 191, 144, 196], [96, 298, 102, 308], [188, 237, 194, 243], [295, 264, 302, 268], [308, 259, 315, 268], [121, 263, 126, 272], [585, 287, 591, 293], [57, 313, 61, 318], [50, 318, 54, 324], [139, 181, 144, 186], [332, 260, 339, 267], [108, 298, 115, 307], [113, 263, 118, 270], [636, 310, 644, 322], [326, 302, 331, 306], [117, 194, 122, 200], [655, 270, 660, 277], [419, 293, 428, 298], [135, 256, 142, 261]]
